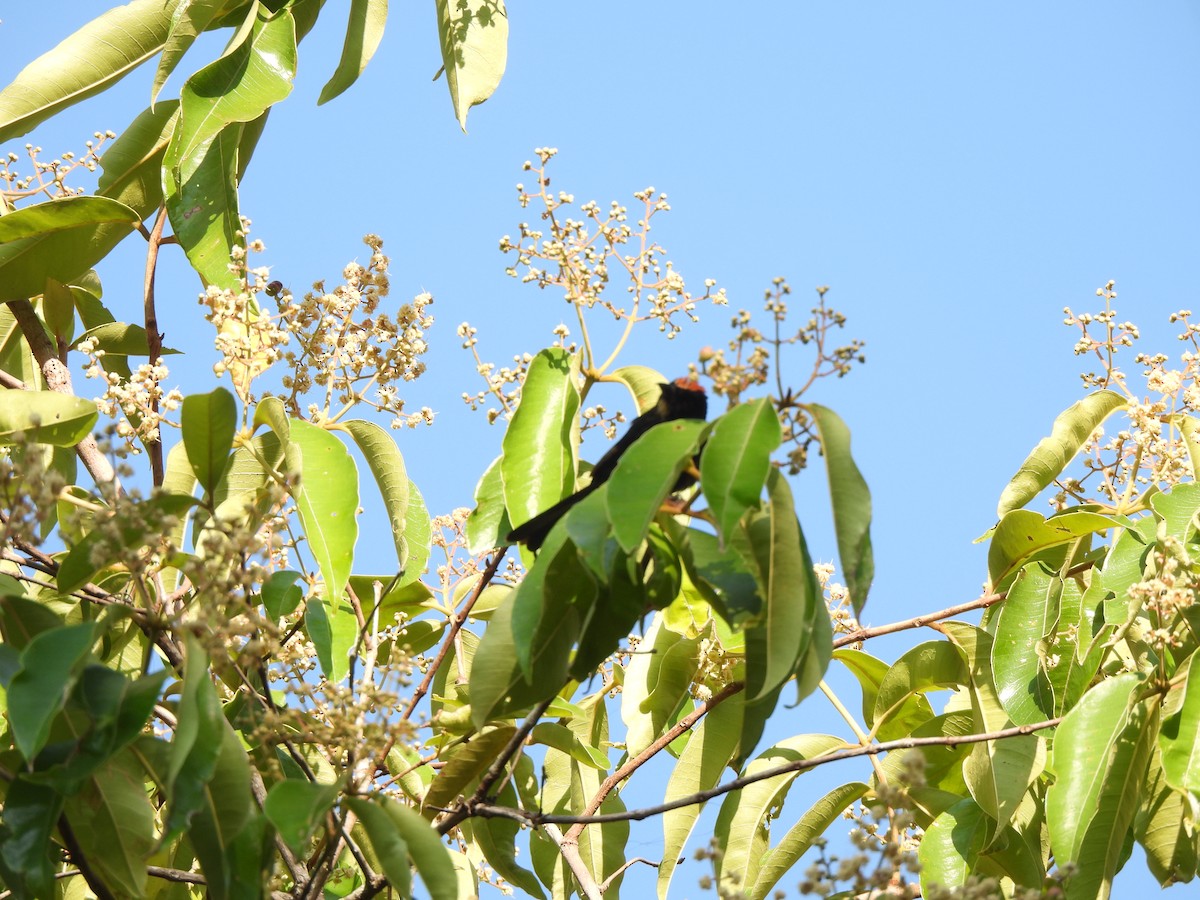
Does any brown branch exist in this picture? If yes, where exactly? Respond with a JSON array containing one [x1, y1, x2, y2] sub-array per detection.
[[57, 813, 117, 900], [564, 680, 744, 841], [146, 866, 206, 885], [143, 206, 167, 486], [5, 297, 120, 489], [401, 549, 506, 722], [471, 715, 1063, 828], [0, 369, 25, 390], [436, 694, 555, 836], [833, 591, 1004, 649]]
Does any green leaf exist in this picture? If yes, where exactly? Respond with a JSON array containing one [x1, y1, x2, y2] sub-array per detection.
[[423, 726, 517, 815], [41, 277, 75, 344], [699, 397, 780, 543], [164, 121, 243, 290], [608, 419, 706, 553], [304, 593, 335, 679], [713, 734, 844, 894], [319, 0, 388, 104], [511, 534, 595, 678], [0, 390, 97, 447], [97, 101, 180, 220], [1172, 414, 1200, 481], [262, 570, 304, 620], [503, 348, 580, 530], [0, 0, 177, 143], [1137, 742, 1199, 886], [0, 196, 139, 301], [172, 9, 296, 173], [658, 695, 744, 898], [0, 777, 63, 897], [400, 478, 432, 587], [152, 0, 227, 104], [610, 365, 669, 412], [531, 722, 609, 770], [70, 321, 181, 356], [346, 796, 413, 897], [918, 798, 992, 891], [1160, 656, 1200, 794], [1149, 483, 1200, 540], [62, 752, 156, 899], [378, 796, 459, 900], [992, 563, 1060, 724], [748, 781, 869, 900], [164, 638, 226, 840], [264, 779, 342, 856], [1048, 674, 1156, 900], [289, 418, 359, 610], [435, 0, 509, 131], [621, 616, 700, 755], [343, 419, 408, 575], [808, 403, 874, 613], [181, 387, 237, 496], [872, 641, 963, 740], [997, 390, 1128, 517], [7, 622, 96, 760], [466, 455, 510, 555], [186, 728, 260, 900], [461, 778, 546, 899], [987, 509, 1117, 587], [743, 471, 815, 701]]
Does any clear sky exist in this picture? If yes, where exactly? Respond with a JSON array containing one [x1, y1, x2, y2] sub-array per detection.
[[3, 1, 1199, 895]]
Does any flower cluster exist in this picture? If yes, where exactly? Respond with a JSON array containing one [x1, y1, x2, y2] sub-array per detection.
[[79, 340, 184, 448], [0, 132, 114, 206]]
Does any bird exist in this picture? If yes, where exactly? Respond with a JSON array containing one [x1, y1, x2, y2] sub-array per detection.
[[507, 376, 708, 551]]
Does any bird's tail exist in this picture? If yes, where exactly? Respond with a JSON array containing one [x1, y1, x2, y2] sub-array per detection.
[[506, 484, 597, 552]]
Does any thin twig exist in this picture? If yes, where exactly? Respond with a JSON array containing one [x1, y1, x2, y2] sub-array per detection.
[[57, 814, 117, 900], [833, 591, 1004, 649], [471, 715, 1064, 827], [143, 205, 167, 486], [146, 866, 206, 885], [565, 680, 743, 841], [401, 549, 506, 722]]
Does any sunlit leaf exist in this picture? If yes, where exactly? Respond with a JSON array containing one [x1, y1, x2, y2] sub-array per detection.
[[319, 0, 388, 104], [436, 0, 508, 131]]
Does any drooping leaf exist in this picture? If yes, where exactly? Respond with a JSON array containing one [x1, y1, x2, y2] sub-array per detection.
[[343, 419, 408, 575], [152, 0, 228, 104], [466, 454, 511, 554], [435, 0, 509, 131], [808, 403, 874, 613], [992, 563, 1060, 725], [610, 364, 668, 413], [607, 419, 706, 553], [699, 397, 780, 543], [7, 621, 97, 760], [997, 390, 1128, 517], [0, 196, 139, 301], [0, 0, 177, 143], [319, 0, 388, 104], [0, 777, 63, 897], [872, 641, 963, 740], [181, 387, 237, 496], [1159, 657, 1200, 795], [423, 726, 517, 815]]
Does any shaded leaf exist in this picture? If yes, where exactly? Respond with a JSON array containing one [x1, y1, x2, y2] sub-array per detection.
[[700, 397, 780, 543], [181, 387, 237, 496]]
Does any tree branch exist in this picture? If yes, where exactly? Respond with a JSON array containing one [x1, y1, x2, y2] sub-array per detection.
[[471, 715, 1063, 827], [833, 590, 1004, 649], [142, 205, 168, 486]]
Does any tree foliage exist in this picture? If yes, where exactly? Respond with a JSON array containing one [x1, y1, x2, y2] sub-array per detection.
[[0, 5, 1197, 900]]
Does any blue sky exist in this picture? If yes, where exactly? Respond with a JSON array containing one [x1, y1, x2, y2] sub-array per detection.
[[3, 1, 1199, 895]]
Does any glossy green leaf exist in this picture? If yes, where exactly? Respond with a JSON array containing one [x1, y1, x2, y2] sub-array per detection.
[[1137, 742, 1199, 886], [1149, 483, 1200, 540], [380, 796, 459, 900], [744, 470, 815, 701], [1160, 656, 1200, 794], [610, 364, 669, 412], [700, 398, 779, 542], [872, 640, 964, 740], [749, 781, 870, 900], [0, 196, 139, 301], [303, 593, 335, 680], [465, 454, 510, 554], [164, 121, 243, 290], [503, 348, 580, 530], [510, 532, 595, 677], [997, 389, 1127, 517], [290, 418, 359, 611], [992, 563, 1060, 725], [70, 321, 181, 357], [713, 734, 844, 894], [1048, 674, 1156, 900], [918, 797, 992, 891], [0, 777, 62, 897], [988, 508, 1117, 587], [343, 418, 409, 575], [319, 0, 388, 104], [658, 696, 744, 898], [436, 0, 508, 131], [608, 419, 706, 552], [62, 752, 155, 898], [7, 622, 96, 760], [152, 0, 227, 104], [181, 387, 237, 496], [97, 101, 179, 219], [531, 721, 608, 769], [0, 0, 176, 143], [172, 9, 296, 173], [0, 390, 97, 446], [808, 403, 874, 613], [264, 779, 342, 856], [401, 478, 432, 587], [942, 622, 1044, 832], [621, 616, 694, 755]]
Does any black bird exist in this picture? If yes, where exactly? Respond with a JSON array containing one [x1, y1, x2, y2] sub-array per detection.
[[507, 377, 708, 551]]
